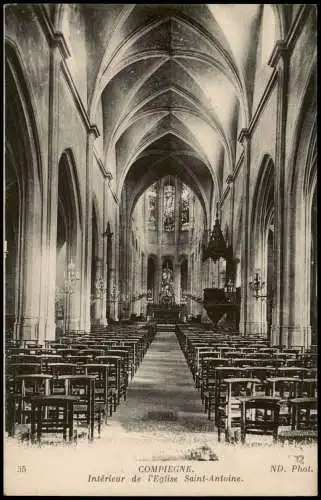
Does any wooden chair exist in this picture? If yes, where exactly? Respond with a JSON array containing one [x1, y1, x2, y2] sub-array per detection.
[[56, 375, 102, 440], [6, 374, 53, 437], [46, 363, 78, 377], [276, 397, 318, 445], [298, 378, 318, 398], [30, 395, 80, 443], [96, 355, 123, 404], [288, 397, 318, 431], [201, 358, 230, 419], [240, 396, 281, 443], [217, 378, 261, 442], [82, 364, 113, 420]]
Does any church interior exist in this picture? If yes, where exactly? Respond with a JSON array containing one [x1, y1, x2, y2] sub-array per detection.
[[4, 4, 317, 463]]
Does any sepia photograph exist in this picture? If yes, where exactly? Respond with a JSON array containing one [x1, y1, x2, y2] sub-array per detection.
[[4, 4, 317, 496]]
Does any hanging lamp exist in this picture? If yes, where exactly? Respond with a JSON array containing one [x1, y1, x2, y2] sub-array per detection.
[[204, 203, 227, 262]]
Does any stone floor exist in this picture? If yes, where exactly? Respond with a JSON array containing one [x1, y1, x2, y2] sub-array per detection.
[[104, 327, 215, 437]]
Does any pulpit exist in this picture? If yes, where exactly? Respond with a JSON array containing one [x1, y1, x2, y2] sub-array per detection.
[[203, 288, 240, 330]]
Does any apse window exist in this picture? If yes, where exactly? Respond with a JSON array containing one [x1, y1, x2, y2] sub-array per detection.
[[180, 184, 190, 230], [148, 183, 157, 230], [163, 181, 175, 232]]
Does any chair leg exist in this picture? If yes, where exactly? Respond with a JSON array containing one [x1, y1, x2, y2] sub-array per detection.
[[31, 403, 36, 443], [68, 403, 74, 442], [36, 405, 42, 443], [98, 411, 101, 437], [208, 400, 212, 420]]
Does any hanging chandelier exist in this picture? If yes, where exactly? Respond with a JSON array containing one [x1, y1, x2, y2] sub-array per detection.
[[204, 203, 227, 262]]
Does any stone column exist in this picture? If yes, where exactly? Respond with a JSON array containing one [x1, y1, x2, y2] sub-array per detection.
[[158, 181, 164, 304], [268, 43, 289, 346], [66, 260, 81, 332], [238, 129, 251, 336], [118, 195, 128, 320], [93, 258, 105, 325], [14, 200, 43, 342], [141, 253, 148, 318], [81, 131, 97, 333], [42, 42, 63, 343], [114, 210, 120, 322]]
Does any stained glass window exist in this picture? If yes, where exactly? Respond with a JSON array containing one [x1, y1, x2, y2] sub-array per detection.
[[148, 182, 157, 229], [180, 183, 190, 229], [163, 181, 175, 232]]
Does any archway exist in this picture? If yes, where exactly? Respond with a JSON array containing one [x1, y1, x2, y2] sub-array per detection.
[[250, 155, 275, 336], [5, 42, 43, 343], [266, 225, 274, 343], [180, 258, 188, 295], [147, 255, 157, 303], [55, 151, 82, 336], [286, 66, 316, 348]]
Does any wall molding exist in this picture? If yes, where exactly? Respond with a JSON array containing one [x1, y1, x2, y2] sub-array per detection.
[[93, 149, 119, 205], [35, 4, 99, 139], [236, 5, 311, 151], [286, 5, 311, 52], [60, 60, 99, 138], [220, 185, 231, 205], [93, 147, 113, 180]]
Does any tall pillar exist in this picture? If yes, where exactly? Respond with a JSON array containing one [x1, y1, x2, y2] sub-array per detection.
[[157, 180, 164, 303], [92, 258, 105, 326], [65, 259, 81, 332], [153, 255, 160, 304], [113, 207, 121, 322], [238, 129, 251, 335], [82, 131, 97, 333], [174, 259, 180, 304], [42, 42, 63, 342], [14, 200, 43, 342], [141, 253, 147, 318], [268, 43, 289, 346]]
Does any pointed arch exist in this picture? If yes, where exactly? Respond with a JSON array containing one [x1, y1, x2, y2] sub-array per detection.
[[285, 65, 316, 347], [59, 148, 83, 234], [5, 38, 44, 341]]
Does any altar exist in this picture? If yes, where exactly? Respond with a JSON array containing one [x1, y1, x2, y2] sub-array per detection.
[[147, 303, 186, 323], [147, 261, 187, 323]]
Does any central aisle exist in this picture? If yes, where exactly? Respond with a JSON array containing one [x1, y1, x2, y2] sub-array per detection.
[[105, 326, 214, 436]]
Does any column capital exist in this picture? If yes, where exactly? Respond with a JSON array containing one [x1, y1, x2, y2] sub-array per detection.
[[268, 41, 289, 69], [238, 128, 251, 145]]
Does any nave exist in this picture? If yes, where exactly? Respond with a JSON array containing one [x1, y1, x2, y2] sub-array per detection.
[[4, 4, 317, 495]]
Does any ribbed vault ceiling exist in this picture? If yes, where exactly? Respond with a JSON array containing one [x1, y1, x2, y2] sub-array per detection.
[[75, 4, 282, 217]]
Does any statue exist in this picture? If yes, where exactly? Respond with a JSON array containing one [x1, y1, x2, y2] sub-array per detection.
[[159, 265, 175, 305]]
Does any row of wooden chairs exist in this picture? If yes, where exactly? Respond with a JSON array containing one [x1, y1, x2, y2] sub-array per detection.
[[176, 325, 317, 444], [5, 322, 157, 443]]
